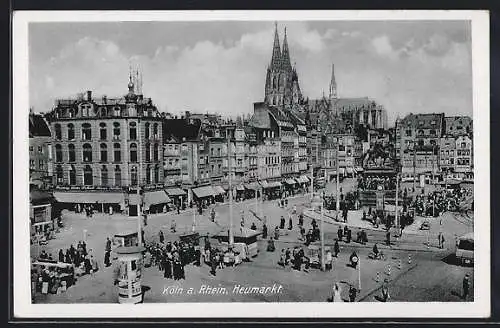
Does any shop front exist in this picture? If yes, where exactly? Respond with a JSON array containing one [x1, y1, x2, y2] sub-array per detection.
[[192, 185, 216, 207], [143, 190, 171, 214], [212, 186, 226, 203], [244, 182, 261, 199], [53, 191, 125, 214], [283, 178, 298, 196], [165, 187, 187, 209], [261, 180, 282, 200]]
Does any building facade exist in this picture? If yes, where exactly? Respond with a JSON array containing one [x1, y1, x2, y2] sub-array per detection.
[[29, 111, 53, 188]]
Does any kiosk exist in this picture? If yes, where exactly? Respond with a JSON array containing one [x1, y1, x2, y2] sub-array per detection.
[[115, 246, 145, 304]]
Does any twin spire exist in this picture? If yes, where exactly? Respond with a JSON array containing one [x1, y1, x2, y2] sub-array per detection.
[[270, 22, 292, 71]]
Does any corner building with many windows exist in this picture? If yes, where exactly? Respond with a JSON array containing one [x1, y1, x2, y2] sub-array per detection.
[[46, 78, 165, 215]]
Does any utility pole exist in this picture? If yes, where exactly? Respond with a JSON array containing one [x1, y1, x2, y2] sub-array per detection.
[[336, 142, 340, 212], [137, 186, 142, 246], [228, 134, 234, 245], [413, 145, 416, 193], [321, 190, 325, 272], [395, 172, 400, 234]]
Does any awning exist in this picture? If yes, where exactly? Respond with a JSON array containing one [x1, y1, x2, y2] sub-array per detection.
[[53, 191, 125, 204], [192, 186, 216, 198], [339, 168, 346, 175], [259, 180, 269, 188], [236, 185, 245, 191], [284, 179, 297, 185], [30, 190, 53, 205], [346, 168, 354, 174], [356, 167, 364, 172], [297, 176, 309, 183], [266, 181, 282, 188], [213, 186, 226, 195], [144, 190, 171, 208], [244, 182, 260, 190], [165, 188, 186, 197]]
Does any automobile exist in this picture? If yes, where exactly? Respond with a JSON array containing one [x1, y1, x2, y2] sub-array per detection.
[[419, 220, 431, 230], [455, 233, 474, 265]]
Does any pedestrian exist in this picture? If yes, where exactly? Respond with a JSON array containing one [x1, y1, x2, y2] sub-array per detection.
[[104, 250, 111, 267], [349, 284, 358, 302], [91, 255, 99, 273], [251, 222, 257, 230], [462, 273, 470, 300], [385, 230, 391, 246], [262, 223, 268, 239], [337, 227, 343, 242], [210, 251, 217, 276], [159, 230, 164, 244], [280, 216, 285, 229], [105, 237, 112, 253], [58, 249, 64, 263], [177, 204, 180, 215], [288, 216, 293, 230], [171, 219, 177, 233], [298, 214, 304, 227], [380, 279, 390, 302], [164, 253, 172, 279], [65, 250, 71, 264], [325, 249, 332, 271], [334, 239, 340, 257], [332, 282, 342, 302]]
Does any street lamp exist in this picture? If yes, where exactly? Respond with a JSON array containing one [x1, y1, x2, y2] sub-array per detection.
[[311, 192, 325, 271]]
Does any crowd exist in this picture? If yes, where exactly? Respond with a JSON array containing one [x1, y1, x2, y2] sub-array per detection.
[[411, 187, 473, 217], [357, 175, 397, 191]]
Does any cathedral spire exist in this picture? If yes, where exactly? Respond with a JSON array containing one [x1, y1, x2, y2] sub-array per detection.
[[281, 26, 292, 71], [329, 63, 337, 100], [270, 21, 281, 69]]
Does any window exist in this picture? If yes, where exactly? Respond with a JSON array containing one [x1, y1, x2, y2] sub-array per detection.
[[129, 122, 137, 140], [30, 160, 35, 170], [83, 143, 92, 162], [130, 143, 138, 162], [154, 165, 159, 183], [55, 144, 63, 162], [83, 165, 93, 185], [113, 122, 120, 140], [146, 165, 151, 184], [56, 165, 63, 184], [131, 167, 138, 186], [55, 124, 62, 140], [29, 146, 33, 152], [418, 121, 424, 126], [211, 148, 214, 156], [38, 145, 43, 153], [69, 165, 76, 185], [431, 120, 436, 125], [38, 160, 44, 170], [153, 123, 158, 139], [68, 144, 76, 162], [145, 123, 150, 139], [100, 143, 108, 162], [101, 166, 108, 186], [67, 123, 75, 140], [100, 123, 107, 140], [113, 143, 121, 162], [146, 143, 151, 162], [154, 143, 159, 161], [461, 142, 466, 149], [82, 123, 92, 140], [114, 166, 121, 186]]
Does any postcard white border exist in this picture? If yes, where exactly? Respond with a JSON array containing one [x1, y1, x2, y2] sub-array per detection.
[[13, 10, 490, 318]]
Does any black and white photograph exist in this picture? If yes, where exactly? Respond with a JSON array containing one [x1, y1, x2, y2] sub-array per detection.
[[13, 10, 490, 318]]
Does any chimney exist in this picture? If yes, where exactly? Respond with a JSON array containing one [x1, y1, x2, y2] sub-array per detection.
[[87, 90, 92, 101]]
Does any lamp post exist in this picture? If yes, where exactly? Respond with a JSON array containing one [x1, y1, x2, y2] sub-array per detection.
[[311, 192, 325, 271]]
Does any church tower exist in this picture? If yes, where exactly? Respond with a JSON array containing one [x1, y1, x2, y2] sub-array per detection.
[[264, 23, 302, 108], [329, 63, 337, 100]]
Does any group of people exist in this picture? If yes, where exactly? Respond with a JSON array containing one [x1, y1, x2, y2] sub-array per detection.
[[277, 246, 311, 271], [47, 241, 99, 277], [357, 175, 397, 191], [412, 187, 472, 217], [145, 239, 197, 281]]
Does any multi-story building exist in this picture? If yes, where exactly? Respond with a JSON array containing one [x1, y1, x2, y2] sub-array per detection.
[[208, 136, 226, 185], [29, 111, 53, 188], [47, 78, 166, 215], [455, 135, 473, 173], [444, 116, 473, 138], [163, 135, 181, 186], [439, 135, 456, 173]]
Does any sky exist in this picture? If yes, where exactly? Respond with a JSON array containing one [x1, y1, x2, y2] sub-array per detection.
[[29, 20, 472, 124]]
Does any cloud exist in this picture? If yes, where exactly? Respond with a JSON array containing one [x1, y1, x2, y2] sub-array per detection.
[[29, 22, 472, 126]]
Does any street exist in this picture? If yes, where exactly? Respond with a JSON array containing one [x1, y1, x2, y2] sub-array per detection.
[[32, 179, 474, 303]]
